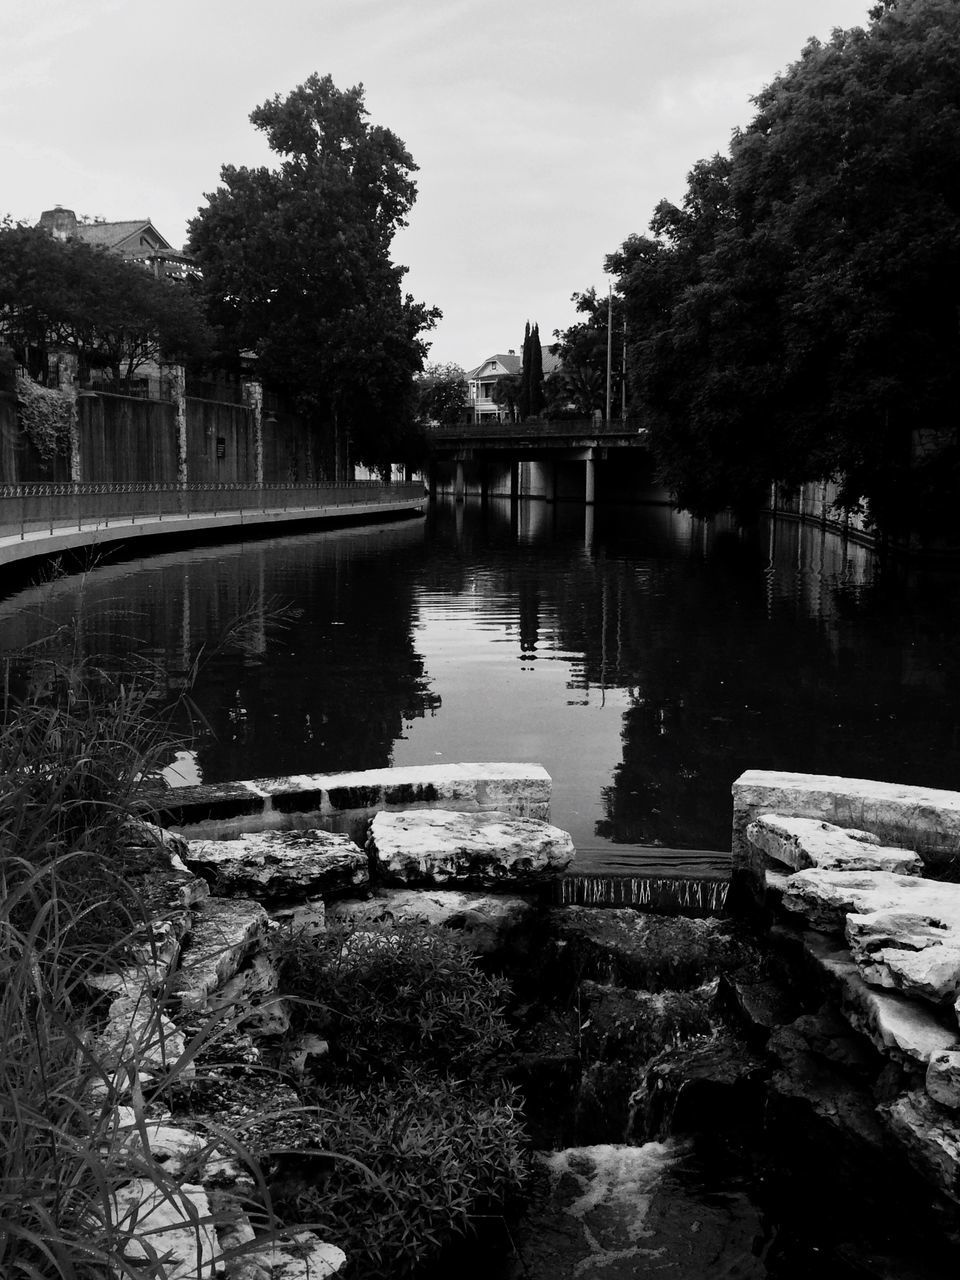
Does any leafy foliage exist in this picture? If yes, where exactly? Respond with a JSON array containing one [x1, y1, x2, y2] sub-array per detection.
[[610, 0, 960, 537], [188, 74, 440, 476], [416, 361, 468, 425], [15, 374, 73, 460], [274, 921, 526, 1276], [0, 224, 211, 385]]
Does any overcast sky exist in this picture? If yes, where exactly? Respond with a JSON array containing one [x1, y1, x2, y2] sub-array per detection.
[[6, 0, 874, 368]]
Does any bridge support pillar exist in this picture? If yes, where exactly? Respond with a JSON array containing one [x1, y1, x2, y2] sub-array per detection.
[[584, 447, 597, 505], [454, 460, 465, 503]]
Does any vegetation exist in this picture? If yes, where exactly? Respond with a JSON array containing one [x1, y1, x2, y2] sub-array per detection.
[[15, 374, 73, 461], [415, 361, 469, 426], [518, 321, 544, 420], [188, 74, 440, 478], [592, 0, 960, 538], [274, 921, 527, 1277], [0, 223, 211, 387]]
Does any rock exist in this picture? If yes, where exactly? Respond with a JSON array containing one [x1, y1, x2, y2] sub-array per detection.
[[328, 888, 536, 955], [716, 972, 801, 1041], [210, 953, 290, 1037], [185, 829, 368, 899], [272, 897, 326, 937], [284, 1033, 329, 1078], [174, 898, 271, 1013], [120, 815, 191, 863], [747, 814, 921, 875], [799, 929, 959, 1067], [781, 869, 960, 935], [846, 908, 960, 1006], [881, 1090, 960, 1205], [94, 994, 188, 1098], [927, 1052, 960, 1111], [243, 1231, 346, 1279], [367, 808, 574, 887], [541, 908, 750, 994], [112, 1180, 217, 1280], [116, 1119, 244, 1183]]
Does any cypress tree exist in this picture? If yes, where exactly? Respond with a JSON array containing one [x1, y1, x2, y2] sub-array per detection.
[[518, 321, 531, 420], [530, 322, 544, 416]]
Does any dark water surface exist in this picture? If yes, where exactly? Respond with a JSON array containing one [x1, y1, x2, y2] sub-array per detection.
[[4, 497, 960, 854]]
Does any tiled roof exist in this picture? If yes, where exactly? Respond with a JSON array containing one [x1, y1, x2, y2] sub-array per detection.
[[467, 348, 561, 379], [73, 220, 174, 253]]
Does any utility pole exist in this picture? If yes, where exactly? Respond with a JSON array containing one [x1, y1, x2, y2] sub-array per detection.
[[622, 313, 627, 421], [605, 283, 613, 424]]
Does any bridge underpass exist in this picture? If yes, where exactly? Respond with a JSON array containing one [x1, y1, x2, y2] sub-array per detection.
[[426, 420, 669, 506]]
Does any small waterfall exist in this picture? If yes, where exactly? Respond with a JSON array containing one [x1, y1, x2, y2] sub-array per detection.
[[556, 873, 730, 916]]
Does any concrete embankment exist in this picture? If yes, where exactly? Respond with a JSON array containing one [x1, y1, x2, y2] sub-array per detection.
[[0, 495, 426, 571]]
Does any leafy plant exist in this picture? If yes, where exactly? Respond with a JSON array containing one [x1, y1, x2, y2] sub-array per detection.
[[274, 922, 527, 1276], [15, 374, 73, 461]]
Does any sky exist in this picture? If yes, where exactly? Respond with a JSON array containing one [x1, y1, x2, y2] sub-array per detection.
[[6, 0, 875, 369]]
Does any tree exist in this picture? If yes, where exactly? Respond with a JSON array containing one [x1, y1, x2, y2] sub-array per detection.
[[518, 321, 545, 420], [613, 0, 960, 538], [188, 74, 439, 478], [492, 371, 522, 422], [552, 289, 625, 419], [416, 362, 468, 425], [0, 224, 211, 385]]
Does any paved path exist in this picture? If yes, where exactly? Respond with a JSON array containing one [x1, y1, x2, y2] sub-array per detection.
[[0, 497, 426, 570]]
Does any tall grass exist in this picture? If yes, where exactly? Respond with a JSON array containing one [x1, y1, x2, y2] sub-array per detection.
[[0, 613, 296, 1278]]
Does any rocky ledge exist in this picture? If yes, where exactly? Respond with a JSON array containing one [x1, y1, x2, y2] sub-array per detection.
[[743, 804, 960, 1209]]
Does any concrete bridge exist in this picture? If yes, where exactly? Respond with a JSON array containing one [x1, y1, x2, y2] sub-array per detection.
[[427, 419, 666, 504]]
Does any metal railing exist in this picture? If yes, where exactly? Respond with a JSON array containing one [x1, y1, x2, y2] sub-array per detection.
[[429, 417, 645, 443], [0, 481, 426, 541]]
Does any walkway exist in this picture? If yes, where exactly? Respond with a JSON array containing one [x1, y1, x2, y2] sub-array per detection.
[[0, 481, 426, 569]]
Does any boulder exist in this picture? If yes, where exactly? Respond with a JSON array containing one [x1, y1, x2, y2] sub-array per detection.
[[881, 1090, 960, 1205], [927, 1051, 960, 1111], [209, 953, 289, 1037], [185, 829, 368, 899], [747, 814, 920, 875], [328, 888, 535, 955], [781, 869, 960, 936], [540, 908, 751, 995], [174, 898, 271, 1013], [112, 1180, 217, 1280], [367, 808, 574, 887]]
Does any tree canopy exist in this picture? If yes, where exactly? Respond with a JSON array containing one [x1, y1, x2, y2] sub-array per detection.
[[188, 74, 439, 477], [0, 224, 211, 385], [610, 0, 960, 537], [415, 362, 468, 425]]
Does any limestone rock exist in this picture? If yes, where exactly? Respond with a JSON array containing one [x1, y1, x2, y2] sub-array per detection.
[[781, 869, 960, 935], [112, 1180, 217, 1279], [210, 953, 290, 1037], [881, 1090, 960, 1205], [94, 994, 187, 1096], [328, 888, 535, 954], [927, 1051, 960, 1111], [747, 814, 920, 875], [272, 896, 326, 937], [244, 1231, 346, 1279], [174, 898, 270, 1012], [185, 829, 368, 899], [367, 808, 574, 887], [116, 1119, 244, 1183], [799, 930, 958, 1066]]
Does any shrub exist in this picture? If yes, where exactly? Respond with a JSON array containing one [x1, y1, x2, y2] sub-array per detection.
[[274, 922, 528, 1276]]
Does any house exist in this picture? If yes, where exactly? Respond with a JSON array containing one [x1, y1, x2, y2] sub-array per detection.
[[37, 207, 198, 282], [465, 346, 561, 423]]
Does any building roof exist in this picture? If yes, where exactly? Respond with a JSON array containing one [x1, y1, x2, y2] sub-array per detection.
[[73, 219, 175, 253], [466, 348, 560, 380]]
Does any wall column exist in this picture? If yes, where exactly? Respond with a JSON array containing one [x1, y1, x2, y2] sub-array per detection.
[[167, 364, 188, 488], [54, 349, 81, 482], [242, 379, 264, 487]]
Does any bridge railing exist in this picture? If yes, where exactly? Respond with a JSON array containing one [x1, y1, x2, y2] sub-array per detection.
[[429, 417, 644, 442], [0, 481, 426, 541]]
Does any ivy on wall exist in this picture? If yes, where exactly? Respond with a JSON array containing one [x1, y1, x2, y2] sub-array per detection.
[[15, 375, 73, 461]]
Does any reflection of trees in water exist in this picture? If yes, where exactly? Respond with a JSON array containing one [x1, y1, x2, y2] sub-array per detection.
[[0, 525, 439, 785]]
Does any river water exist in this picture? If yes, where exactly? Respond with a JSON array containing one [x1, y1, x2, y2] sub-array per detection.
[[5, 496, 960, 1275], [3, 496, 960, 857]]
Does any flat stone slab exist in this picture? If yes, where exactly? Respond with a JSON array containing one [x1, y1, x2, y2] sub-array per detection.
[[733, 770, 960, 878], [112, 1180, 217, 1280], [747, 814, 920, 875], [367, 808, 574, 886], [781, 869, 960, 935], [174, 898, 271, 1012], [328, 888, 536, 954], [149, 762, 553, 840], [798, 929, 959, 1066], [185, 829, 367, 899]]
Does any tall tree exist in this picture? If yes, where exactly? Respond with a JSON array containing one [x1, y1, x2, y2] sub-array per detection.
[[188, 74, 439, 478], [613, 0, 960, 538], [529, 322, 544, 416], [518, 321, 532, 421]]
